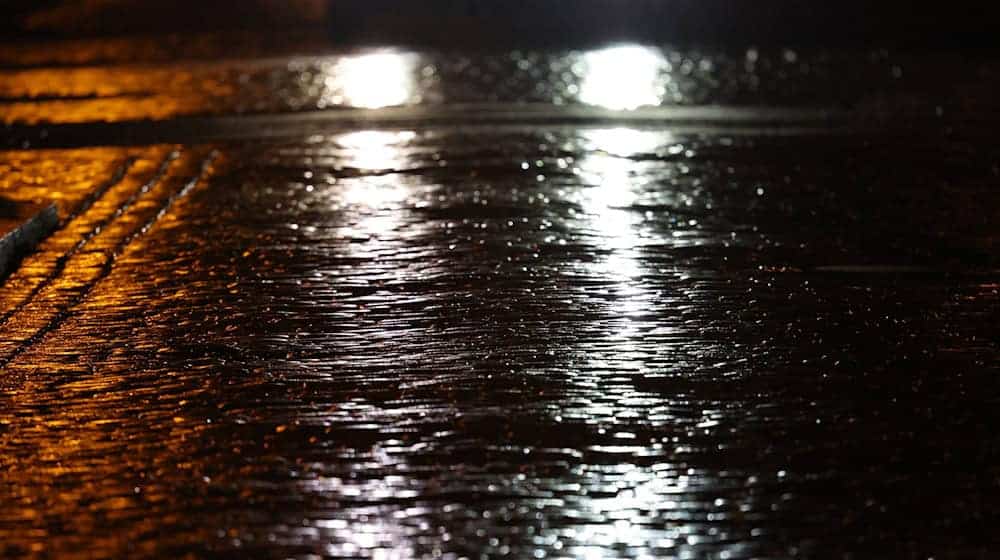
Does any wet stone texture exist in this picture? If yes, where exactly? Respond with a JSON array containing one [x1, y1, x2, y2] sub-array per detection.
[[1, 43, 1000, 559]]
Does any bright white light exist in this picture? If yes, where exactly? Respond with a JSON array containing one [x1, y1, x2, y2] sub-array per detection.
[[326, 51, 416, 109], [579, 45, 666, 110]]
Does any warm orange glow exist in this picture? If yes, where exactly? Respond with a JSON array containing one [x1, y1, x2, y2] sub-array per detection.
[[0, 66, 236, 124]]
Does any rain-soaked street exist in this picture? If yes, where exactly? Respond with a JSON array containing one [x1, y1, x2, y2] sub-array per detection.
[[2, 3, 1000, 559]]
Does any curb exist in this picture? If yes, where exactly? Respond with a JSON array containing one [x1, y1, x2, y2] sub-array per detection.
[[0, 199, 58, 279]]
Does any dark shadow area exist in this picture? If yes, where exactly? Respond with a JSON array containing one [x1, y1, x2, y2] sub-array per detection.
[[326, 0, 1000, 49], [1, 0, 1000, 49]]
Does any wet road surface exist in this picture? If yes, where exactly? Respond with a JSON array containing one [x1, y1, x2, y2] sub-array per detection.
[[2, 40, 1000, 559]]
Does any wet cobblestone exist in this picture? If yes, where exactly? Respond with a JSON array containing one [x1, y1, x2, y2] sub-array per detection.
[[1, 37, 1000, 559]]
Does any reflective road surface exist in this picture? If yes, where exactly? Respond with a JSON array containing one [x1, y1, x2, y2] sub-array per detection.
[[1, 40, 1000, 559]]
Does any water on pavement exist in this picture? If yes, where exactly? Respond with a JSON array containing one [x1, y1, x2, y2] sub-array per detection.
[[1, 41, 1000, 559]]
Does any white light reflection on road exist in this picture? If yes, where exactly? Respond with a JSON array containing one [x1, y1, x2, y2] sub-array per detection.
[[579, 45, 668, 110], [571, 128, 705, 558], [337, 130, 416, 172], [334, 130, 413, 244], [571, 127, 665, 438], [577, 127, 665, 294]]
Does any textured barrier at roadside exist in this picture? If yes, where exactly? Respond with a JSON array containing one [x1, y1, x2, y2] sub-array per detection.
[[0, 199, 57, 279]]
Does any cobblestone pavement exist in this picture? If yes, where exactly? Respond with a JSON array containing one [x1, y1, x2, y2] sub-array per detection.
[[1, 34, 1000, 559]]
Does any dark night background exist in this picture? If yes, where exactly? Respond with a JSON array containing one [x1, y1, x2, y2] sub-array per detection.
[[2, 1, 1000, 46]]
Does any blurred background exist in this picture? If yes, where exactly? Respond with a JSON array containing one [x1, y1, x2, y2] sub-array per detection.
[[3, 0, 1000, 47]]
